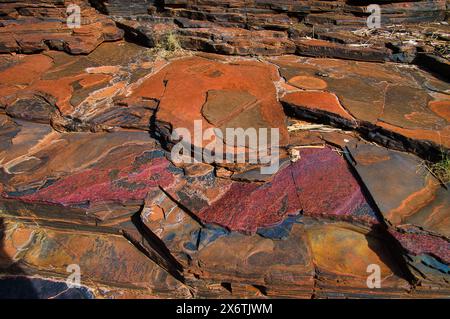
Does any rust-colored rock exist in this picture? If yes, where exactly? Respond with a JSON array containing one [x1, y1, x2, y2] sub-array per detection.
[[0, 0, 123, 54], [282, 91, 354, 121], [278, 56, 450, 158], [131, 55, 289, 150], [345, 142, 450, 237], [344, 141, 449, 287], [0, 5, 449, 298]]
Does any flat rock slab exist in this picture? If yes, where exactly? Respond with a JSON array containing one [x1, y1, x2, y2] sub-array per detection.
[[132, 55, 289, 149], [306, 223, 410, 298], [344, 142, 450, 286], [163, 147, 378, 234], [277, 56, 450, 154], [0, 42, 157, 131], [193, 222, 315, 298], [0, 120, 182, 213], [0, 218, 190, 298], [5, 147, 177, 206], [345, 142, 450, 238]]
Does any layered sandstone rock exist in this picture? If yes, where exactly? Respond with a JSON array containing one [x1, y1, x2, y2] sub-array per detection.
[[0, 0, 449, 67], [0, 2, 449, 299], [0, 0, 123, 54], [1, 40, 449, 298], [85, 0, 449, 67], [278, 55, 450, 160]]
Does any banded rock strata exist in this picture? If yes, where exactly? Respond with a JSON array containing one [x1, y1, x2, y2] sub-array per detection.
[[0, 0, 448, 300], [1, 40, 449, 298], [0, 0, 123, 54]]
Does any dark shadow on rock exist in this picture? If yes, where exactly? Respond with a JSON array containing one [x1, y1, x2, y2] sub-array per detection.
[[413, 54, 450, 83], [0, 218, 94, 299], [366, 226, 416, 284], [341, 157, 417, 285]]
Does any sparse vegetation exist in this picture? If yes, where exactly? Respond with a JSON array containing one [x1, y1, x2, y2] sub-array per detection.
[[150, 31, 184, 59], [430, 151, 450, 184]]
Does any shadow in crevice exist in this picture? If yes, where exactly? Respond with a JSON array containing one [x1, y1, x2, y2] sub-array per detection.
[[0, 217, 39, 299], [341, 156, 418, 286], [366, 226, 416, 284], [128, 211, 185, 283], [413, 55, 450, 83]]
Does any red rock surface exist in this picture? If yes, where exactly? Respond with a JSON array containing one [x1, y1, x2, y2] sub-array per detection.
[[161, 147, 378, 234], [84, 0, 450, 81], [345, 142, 450, 237], [282, 91, 355, 121], [6, 148, 177, 206], [307, 224, 411, 298], [134, 55, 290, 149], [0, 1, 449, 299], [390, 230, 450, 265], [0, 0, 123, 54]]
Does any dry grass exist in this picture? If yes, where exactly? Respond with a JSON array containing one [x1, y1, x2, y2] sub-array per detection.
[[430, 152, 450, 184], [150, 32, 184, 59]]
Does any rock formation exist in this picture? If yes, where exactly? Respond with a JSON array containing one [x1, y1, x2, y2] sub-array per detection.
[[0, 0, 123, 54], [86, 0, 450, 75]]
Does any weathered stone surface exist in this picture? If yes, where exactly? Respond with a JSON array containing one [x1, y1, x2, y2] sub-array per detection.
[[0, 15, 449, 298], [1, 0, 448, 64], [345, 142, 449, 237], [282, 91, 354, 121], [94, 0, 448, 29], [130, 55, 290, 151], [177, 26, 296, 56], [0, 42, 161, 132], [294, 38, 390, 62], [0, 0, 123, 54], [344, 142, 450, 287], [0, 218, 190, 298], [162, 147, 378, 234], [390, 227, 450, 290], [137, 192, 417, 298], [0, 126, 179, 209], [83, 0, 450, 68], [191, 222, 315, 298], [278, 56, 450, 158], [306, 223, 411, 298]]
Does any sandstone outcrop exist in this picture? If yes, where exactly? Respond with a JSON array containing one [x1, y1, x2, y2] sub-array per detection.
[[0, 0, 123, 54], [278, 55, 450, 160], [1, 1, 449, 75], [0, 0, 449, 300], [86, 0, 450, 70]]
